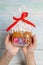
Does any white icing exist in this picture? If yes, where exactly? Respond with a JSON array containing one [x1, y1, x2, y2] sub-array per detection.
[[11, 20, 32, 32]]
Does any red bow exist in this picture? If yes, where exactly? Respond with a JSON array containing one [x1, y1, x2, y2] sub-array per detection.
[[6, 12, 36, 32]]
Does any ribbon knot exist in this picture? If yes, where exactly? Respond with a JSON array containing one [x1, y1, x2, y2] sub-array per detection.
[[13, 12, 28, 20], [6, 12, 36, 32]]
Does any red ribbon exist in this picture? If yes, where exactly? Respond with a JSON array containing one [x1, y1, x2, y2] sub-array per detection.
[[6, 12, 36, 32]]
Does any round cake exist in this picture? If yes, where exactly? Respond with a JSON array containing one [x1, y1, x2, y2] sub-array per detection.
[[11, 31, 32, 46]]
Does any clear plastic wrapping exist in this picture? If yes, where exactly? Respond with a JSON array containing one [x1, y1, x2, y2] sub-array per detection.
[[6, 6, 36, 46]]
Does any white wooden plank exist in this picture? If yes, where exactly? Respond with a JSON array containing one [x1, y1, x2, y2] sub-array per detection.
[[35, 50, 43, 65], [0, 49, 5, 57]]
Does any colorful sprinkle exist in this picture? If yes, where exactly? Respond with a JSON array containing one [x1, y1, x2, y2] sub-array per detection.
[[18, 38, 23, 44], [13, 38, 18, 43]]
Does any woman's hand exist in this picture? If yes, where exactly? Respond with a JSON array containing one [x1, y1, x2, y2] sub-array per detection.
[[22, 35, 37, 65], [22, 35, 37, 56], [0, 34, 20, 65], [5, 34, 19, 56]]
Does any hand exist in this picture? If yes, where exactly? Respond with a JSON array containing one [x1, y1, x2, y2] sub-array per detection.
[[22, 35, 37, 56], [5, 34, 19, 56]]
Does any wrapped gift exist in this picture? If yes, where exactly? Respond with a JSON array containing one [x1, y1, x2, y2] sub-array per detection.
[[6, 12, 36, 46]]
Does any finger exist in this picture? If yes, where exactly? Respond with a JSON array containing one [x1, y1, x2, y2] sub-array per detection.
[[5, 33, 11, 43], [32, 35, 37, 47]]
